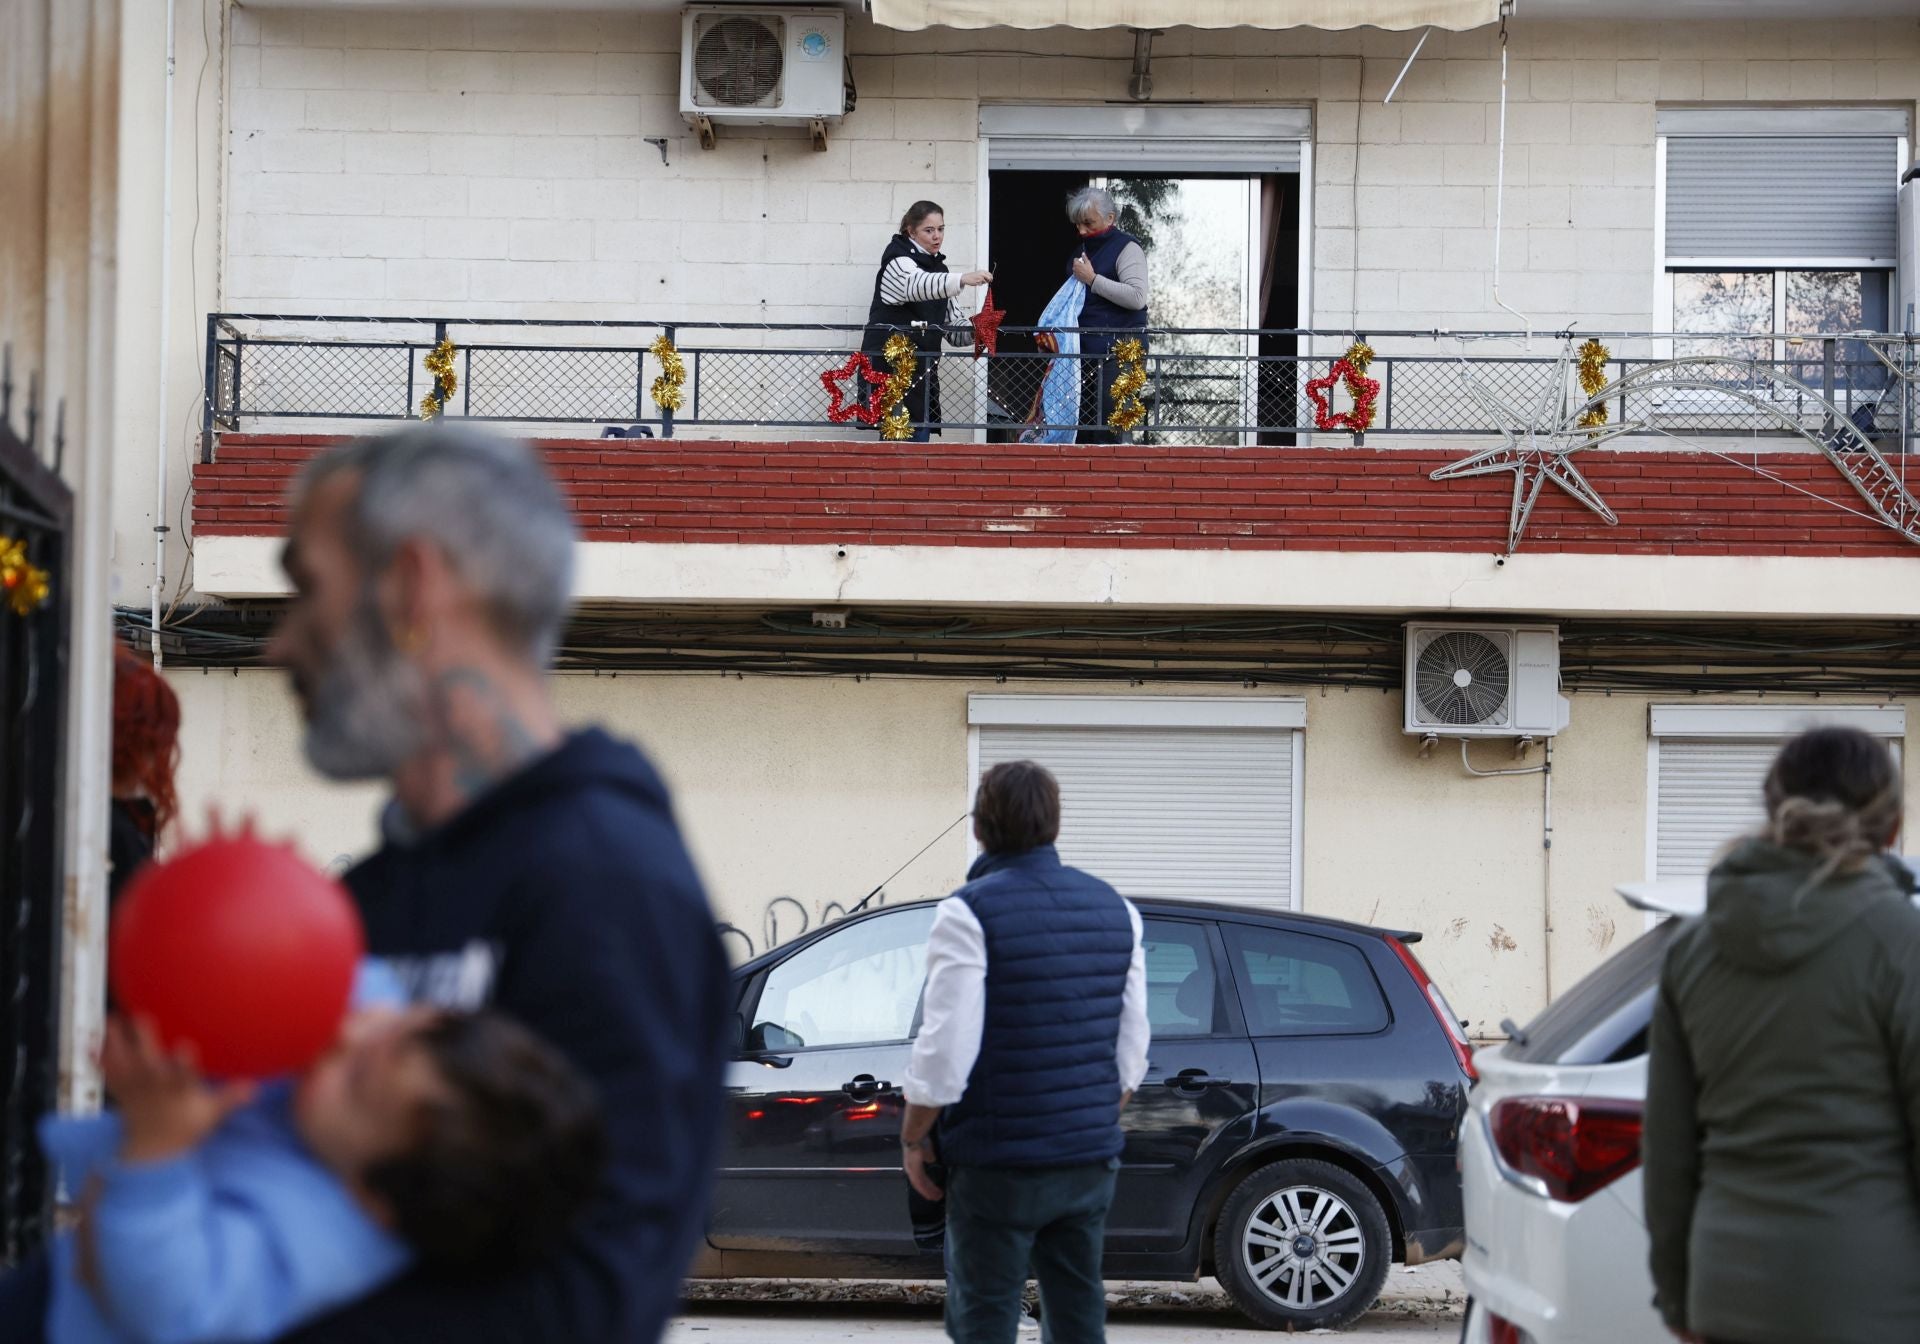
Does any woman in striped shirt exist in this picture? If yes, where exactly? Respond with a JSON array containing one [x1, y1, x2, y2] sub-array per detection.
[[859, 201, 991, 441]]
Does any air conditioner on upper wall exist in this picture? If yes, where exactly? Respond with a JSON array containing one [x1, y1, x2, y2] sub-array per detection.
[[1403, 622, 1569, 739], [680, 7, 847, 150]]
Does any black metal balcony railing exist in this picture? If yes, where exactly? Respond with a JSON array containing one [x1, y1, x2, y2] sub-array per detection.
[[201, 314, 1917, 458]]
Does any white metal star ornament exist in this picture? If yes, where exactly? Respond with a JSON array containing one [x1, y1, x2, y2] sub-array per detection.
[[1430, 343, 1644, 555]]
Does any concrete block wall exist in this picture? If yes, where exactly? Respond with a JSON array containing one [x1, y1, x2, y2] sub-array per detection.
[[223, 10, 1920, 334]]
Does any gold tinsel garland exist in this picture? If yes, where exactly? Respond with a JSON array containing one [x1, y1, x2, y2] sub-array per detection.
[[1, 535, 51, 617], [649, 334, 686, 413], [878, 333, 919, 441], [1106, 337, 1148, 433], [418, 338, 459, 419], [1576, 338, 1610, 429], [1345, 340, 1375, 375]]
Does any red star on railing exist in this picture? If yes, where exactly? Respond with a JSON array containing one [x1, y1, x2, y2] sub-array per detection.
[[971, 288, 1005, 358]]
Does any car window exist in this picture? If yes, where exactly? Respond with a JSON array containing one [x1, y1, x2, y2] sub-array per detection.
[[751, 906, 938, 1050], [1506, 920, 1678, 1065], [1223, 923, 1389, 1037], [1143, 918, 1224, 1038]]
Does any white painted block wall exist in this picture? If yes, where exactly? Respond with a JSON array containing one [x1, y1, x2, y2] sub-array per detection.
[[222, 11, 1920, 334]]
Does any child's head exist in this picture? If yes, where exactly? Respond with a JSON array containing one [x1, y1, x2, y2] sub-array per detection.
[[293, 1006, 605, 1275]]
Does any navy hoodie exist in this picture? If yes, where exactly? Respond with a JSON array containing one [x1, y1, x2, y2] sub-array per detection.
[[276, 729, 730, 1344]]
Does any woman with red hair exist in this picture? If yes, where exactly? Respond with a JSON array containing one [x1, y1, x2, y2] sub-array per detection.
[[110, 644, 180, 904]]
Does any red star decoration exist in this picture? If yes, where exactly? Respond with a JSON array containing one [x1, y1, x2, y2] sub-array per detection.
[[1305, 357, 1381, 433], [821, 351, 886, 425], [971, 287, 1005, 358]]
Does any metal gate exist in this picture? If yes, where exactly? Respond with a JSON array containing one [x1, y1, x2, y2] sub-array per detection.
[[0, 350, 71, 1261]]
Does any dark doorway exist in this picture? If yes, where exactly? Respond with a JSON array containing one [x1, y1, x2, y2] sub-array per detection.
[[986, 169, 1300, 442], [985, 170, 1089, 434]]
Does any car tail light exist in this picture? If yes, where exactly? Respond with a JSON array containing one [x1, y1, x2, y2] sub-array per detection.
[[1490, 1095, 1643, 1202], [1386, 936, 1477, 1081], [1486, 1309, 1535, 1344]]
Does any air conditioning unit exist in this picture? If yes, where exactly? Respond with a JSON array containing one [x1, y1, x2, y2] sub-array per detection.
[[1403, 622, 1569, 739], [680, 6, 846, 150]]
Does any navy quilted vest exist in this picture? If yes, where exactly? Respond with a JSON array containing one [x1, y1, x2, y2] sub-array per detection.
[[1075, 227, 1148, 339], [936, 844, 1135, 1169]]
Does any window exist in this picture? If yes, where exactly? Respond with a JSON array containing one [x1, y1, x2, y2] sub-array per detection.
[[970, 695, 1306, 909], [1658, 108, 1906, 404], [1646, 705, 1905, 880], [750, 906, 937, 1050], [1142, 919, 1224, 1038], [1222, 923, 1389, 1038]]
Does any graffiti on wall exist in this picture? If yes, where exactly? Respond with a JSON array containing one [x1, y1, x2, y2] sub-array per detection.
[[716, 890, 891, 963]]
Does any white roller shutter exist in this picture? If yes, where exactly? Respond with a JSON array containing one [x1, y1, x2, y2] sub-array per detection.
[[980, 105, 1308, 175], [1653, 739, 1779, 879], [1649, 704, 1905, 879], [975, 723, 1298, 908]]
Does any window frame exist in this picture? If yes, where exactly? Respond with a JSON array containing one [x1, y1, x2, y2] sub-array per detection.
[[1137, 914, 1249, 1043], [1652, 116, 1909, 363], [738, 904, 940, 1056], [1641, 703, 1907, 925], [1217, 918, 1396, 1041]]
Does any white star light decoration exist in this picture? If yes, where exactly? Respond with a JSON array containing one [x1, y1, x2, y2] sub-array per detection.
[[1430, 343, 1644, 555]]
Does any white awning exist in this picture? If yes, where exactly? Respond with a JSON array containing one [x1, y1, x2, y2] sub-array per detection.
[[868, 0, 1502, 31]]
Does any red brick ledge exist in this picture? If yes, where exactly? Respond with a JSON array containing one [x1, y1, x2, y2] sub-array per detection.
[[190, 434, 1917, 559]]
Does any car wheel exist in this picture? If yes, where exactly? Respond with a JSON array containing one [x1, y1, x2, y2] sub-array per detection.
[[1212, 1158, 1392, 1332]]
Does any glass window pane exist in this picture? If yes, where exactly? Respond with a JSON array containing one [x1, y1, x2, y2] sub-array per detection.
[[1223, 924, 1389, 1038], [1784, 270, 1863, 332], [1142, 918, 1222, 1038], [1673, 270, 1774, 363], [1783, 270, 1884, 393], [752, 907, 937, 1049]]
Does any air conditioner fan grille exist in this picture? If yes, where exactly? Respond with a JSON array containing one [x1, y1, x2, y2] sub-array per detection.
[[1415, 631, 1511, 726], [694, 16, 784, 108]]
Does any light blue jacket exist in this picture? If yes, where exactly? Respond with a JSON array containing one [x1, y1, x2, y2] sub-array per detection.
[[40, 1086, 408, 1344]]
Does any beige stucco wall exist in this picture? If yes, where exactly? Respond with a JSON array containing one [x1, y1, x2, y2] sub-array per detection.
[[165, 668, 1920, 1036]]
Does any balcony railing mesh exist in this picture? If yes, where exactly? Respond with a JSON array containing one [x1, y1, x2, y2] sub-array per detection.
[[202, 315, 1919, 458]]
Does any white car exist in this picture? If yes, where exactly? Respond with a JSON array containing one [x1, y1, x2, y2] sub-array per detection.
[[1459, 862, 1920, 1344]]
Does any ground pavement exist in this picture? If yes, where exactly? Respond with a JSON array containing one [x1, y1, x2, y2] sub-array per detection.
[[668, 1263, 1465, 1341]]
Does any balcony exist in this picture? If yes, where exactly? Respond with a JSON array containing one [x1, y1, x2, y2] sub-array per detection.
[[188, 316, 1920, 620]]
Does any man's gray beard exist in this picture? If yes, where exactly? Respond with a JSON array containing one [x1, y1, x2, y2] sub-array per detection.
[[301, 602, 431, 781]]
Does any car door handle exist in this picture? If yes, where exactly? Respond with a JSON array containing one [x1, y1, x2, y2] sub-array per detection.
[[841, 1074, 893, 1097], [1163, 1069, 1231, 1092]]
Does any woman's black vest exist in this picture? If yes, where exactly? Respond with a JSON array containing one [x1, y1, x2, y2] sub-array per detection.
[[1076, 227, 1148, 337], [863, 234, 949, 355]]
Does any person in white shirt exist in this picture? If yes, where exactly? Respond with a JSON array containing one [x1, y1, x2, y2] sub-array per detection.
[[901, 761, 1149, 1344]]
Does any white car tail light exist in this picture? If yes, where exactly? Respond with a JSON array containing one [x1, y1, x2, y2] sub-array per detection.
[[1489, 1095, 1643, 1202], [1486, 1308, 1537, 1344]]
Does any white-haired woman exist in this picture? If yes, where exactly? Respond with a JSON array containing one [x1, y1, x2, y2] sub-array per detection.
[[1065, 186, 1149, 442], [859, 200, 991, 442], [1645, 726, 1920, 1344]]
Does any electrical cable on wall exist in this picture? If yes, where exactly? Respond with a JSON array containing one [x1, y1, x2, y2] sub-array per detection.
[[1488, 0, 1531, 343]]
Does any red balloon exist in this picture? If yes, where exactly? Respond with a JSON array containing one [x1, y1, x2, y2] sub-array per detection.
[[109, 827, 364, 1079]]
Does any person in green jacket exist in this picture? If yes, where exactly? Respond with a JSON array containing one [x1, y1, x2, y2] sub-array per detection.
[[1645, 726, 1920, 1344]]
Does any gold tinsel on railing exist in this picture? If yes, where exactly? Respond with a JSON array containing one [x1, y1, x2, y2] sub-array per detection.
[[878, 333, 919, 441], [1344, 340, 1375, 375], [649, 334, 686, 413], [418, 338, 459, 419], [1, 535, 51, 617], [1576, 338, 1610, 429], [1106, 337, 1148, 434]]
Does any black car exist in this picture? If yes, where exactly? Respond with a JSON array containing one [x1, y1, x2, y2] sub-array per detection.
[[691, 896, 1475, 1332]]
